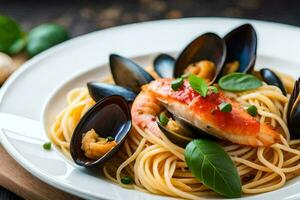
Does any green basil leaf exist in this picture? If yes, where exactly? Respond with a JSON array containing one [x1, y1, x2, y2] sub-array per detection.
[[208, 85, 218, 93], [185, 139, 241, 198], [43, 142, 52, 150], [171, 77, 183, 91], [218, 72, 262, 92], [0, 15, 23, 54], [26, 24, 69, 57], [188, 74, 208, 97], [159, 112, 169, 126], [106, 136, 115, 141], [246, 105, 258, 116], [218, 102, 232, 112]]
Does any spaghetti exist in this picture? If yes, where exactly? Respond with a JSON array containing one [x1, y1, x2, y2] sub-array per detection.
[[50, 70, 300, 200]]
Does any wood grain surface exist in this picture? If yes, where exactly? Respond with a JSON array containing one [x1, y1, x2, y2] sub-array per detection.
[[0, 145, 81, 200]]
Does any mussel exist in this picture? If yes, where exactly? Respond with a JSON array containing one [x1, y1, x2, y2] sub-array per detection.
[[157, 112, 196, 147], [174, 32, 226, 83], [157, 111, 217, 147], [222, 24, 257, 75], [153, 53, 175, 78], [153, 24, 257, 82], [287, 79, 300, 138], [260, 68, 287, 96], [110, 54, 154, 93], [87, 82, 137, 102], [70, 95, 131, 167]]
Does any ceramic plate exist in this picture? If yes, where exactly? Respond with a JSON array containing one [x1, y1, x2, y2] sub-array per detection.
[[1, 18, 300, 200]]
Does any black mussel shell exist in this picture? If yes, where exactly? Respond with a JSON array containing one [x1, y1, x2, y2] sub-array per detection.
[[157, 119, 193, 147], [223, 24, 257, 74], [174, 32, 226, 83], [260, 68, 287, 96], [110, 54, 154, 93], [288, 79, 300, 138], [172, 115, 218, 141], [87, 82, 137, 102], [153, 54, 175, 78], [70, 95, 131, 167]]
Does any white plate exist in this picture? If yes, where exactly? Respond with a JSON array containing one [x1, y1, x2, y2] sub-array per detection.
[[1, 18, 300, 200]]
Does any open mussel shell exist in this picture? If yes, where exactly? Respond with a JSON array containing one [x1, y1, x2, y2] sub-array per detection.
[[287, 79, 300, 138], [70, 95, 131, 167], [110, 54, 154, 93], [260, 68, 287, 96], [172, 115, 218, 141], [157, 119, 193, 147], [174, 32, 226, 83], [223, 24, 257, 74], [153, 53, 175, 78], [87, 82, 137, 102]]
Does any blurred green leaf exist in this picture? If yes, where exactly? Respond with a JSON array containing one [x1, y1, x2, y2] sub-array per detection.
[[26, 24, 69, 57], [0, 15, 24, 55]]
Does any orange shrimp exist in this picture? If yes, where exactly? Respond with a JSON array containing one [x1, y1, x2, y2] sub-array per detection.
[[131, 78, 280, 147]]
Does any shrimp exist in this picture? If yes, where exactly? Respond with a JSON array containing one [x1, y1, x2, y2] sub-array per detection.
[[131, 78, 280, 147], [81, 129, 117, 159]]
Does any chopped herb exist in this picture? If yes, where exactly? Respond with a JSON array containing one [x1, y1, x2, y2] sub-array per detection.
[[246, 105, 258, 116], [218, 102, 232, 112], [106, 136, 115, 141], [188, 74, 208, 97], [208, 86, 218, 94], [121, 176, 133, 184], [171, 77, 184, 91], [159, 112, 169, 126], [43, 142, 52, 150]]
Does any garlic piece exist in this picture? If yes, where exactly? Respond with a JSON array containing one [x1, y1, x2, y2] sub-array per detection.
[[0, 52, 14, 84]]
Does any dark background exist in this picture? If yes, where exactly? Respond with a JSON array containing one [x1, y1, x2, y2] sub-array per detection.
[[1, 0, 300, 37], [0, 0, 299, 199]]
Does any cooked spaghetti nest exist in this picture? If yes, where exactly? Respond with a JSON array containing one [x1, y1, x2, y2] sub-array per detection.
[[50, 70, 300, 200]]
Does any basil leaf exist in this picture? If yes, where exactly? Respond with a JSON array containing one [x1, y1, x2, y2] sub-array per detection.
[[43, 142, 52, 150], [188, 74, 208, 97], [246, 105, 258, 116], [208, 86, 218, 93], [185, 139, 241, 198], [159, 112, 169, 126], [106, 136, 115, 141], [218, 72, 262, 92], [218, 102, 232, 112], [26, 24, 69, 57], [0, 15, 24, 54], [171, 77, 183, 91]]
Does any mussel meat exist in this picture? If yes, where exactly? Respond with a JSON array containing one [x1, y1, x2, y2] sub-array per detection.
[[222, 24, 257, 75], [174, 32, 226, 83], [287, 79, 300, 138], [87, 82, 137, 102], [153, 53, 175, 78], [110, 54, 154, 93], [70, 95, 131, 167], [260, 68, 287, 96]]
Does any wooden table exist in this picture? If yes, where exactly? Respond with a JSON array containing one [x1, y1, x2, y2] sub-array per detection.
[[0, 145, 80, 200]]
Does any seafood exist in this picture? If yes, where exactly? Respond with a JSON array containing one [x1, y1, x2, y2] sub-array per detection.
[[132, 78, 280, 146], [81, 129, 117, 160], [260, 68, 287, 96], [70, 95, 131, 166]]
